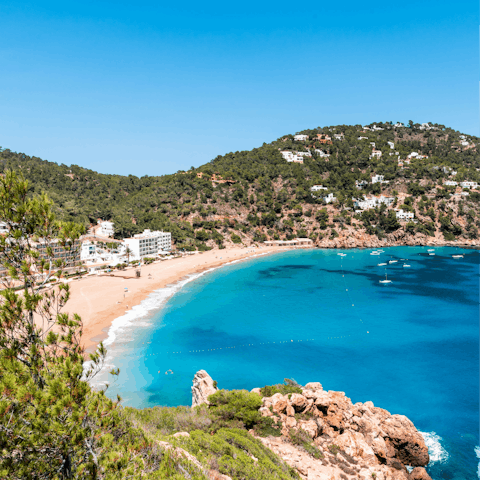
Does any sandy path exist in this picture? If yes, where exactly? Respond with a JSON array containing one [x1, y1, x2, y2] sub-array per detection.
[[63, 246, 290, 353]]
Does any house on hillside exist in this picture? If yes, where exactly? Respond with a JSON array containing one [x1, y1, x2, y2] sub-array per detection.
[[444, 180, 458, 186], [396, 209, 414, 220], [281, 151, 304, 164], [358, 136, 368, 140], [294, 134, 309, 141], [355, 180, 368, 190], [387, 141, 394, 149], [460, 181, 478, 189], [311, 185, 328, 192], [333, 133, 344, 140], [370, 149, 382, 159], [323, 193, 337, 204], [296, 151, 312, 158], [372, 174, 388, 184], [314, 149, 330, 158]]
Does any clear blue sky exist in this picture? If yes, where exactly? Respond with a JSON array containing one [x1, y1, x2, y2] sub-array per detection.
[[0, 1, 477, 176]]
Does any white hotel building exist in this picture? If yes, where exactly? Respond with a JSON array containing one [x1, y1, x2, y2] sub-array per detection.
[[124, 229, 172, 259]]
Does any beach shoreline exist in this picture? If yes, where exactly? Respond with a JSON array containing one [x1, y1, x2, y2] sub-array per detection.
[[65, 246, 291, 355]]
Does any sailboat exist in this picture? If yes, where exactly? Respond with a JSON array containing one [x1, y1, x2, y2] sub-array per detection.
[[427, 249, 435, 252], [388, 259, 398, 264], [452, 254, 463, 258], [379, 269, 392, 284], [370, 251, 380, 255], [403, 264, 411, 268], [377, 262, 387, 266]]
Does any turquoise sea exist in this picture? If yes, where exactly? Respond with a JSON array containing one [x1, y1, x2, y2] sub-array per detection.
[[94, 247, 479, 479]]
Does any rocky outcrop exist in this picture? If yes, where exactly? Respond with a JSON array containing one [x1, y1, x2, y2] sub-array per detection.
[[257, 381, 431, 480], [191, 370, 218, 407]]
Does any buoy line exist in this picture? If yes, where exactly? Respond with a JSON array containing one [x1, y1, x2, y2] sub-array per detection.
[[134, 254, 372, 359]]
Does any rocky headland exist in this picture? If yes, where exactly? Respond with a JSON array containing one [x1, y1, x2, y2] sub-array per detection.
[[190, 370, 432, 480]]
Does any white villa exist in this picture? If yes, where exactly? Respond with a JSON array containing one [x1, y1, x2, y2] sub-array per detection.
[[296, 151, 312, 158], [99, 220, 114, 237], [460, 141, 469, 147], [372, 174, 388, 184], [355, 180, 368, 189], [358, 136, 368, 140], [370, 150, 382, 159], [323, 193, 337, 204], [294, 134, 309, 141], [280, 151, 304, 163], [124, 229, 172, 259], [387, 141, 394, 149], [333, 133, 344, 140], [444, 180, 458, 187], [395, 209, 414, 221], [354, 195, 394, 210], [314, 149, 330, 158], [393, 122, 404, 128], [460, 181, 478, 189], [310, 185, 328, 192]]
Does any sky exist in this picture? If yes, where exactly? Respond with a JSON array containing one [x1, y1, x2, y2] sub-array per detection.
[[0, 1, 477, 176]]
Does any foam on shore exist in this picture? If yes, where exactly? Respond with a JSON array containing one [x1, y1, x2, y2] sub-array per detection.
[[475, 445, 480, 478], [85, 251, 272, 388], [421, 431, 449, 465]]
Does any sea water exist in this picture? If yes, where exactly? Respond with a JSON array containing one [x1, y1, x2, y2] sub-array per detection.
[[93, 247, 479, 478]]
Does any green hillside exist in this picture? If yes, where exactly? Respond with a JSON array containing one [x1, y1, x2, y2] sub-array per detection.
[[1, 120, 479, 247]]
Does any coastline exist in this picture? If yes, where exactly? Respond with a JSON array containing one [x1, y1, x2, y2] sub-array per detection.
[[65, 246, 291, 354]]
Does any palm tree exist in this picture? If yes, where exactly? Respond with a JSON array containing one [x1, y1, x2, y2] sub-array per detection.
[[125, 246, 133, 264]]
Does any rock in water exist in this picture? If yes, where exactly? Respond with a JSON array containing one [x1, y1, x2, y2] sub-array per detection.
[[191, 370, 218, 407]]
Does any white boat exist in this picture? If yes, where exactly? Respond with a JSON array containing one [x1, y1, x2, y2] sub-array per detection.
[[388, 260, 398, 264], [377, 263, 387, 266], [452, 254, 464, 259], [403, 264, 411, 268], [379, 270, 392, 284], [337, 253, 347, 257], [427, 249, 435, 252], [370, 251, 380, 255], [429, 253, 435, 256]]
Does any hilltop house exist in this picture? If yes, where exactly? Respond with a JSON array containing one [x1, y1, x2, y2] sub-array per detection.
[[294, 134, 309, 141], [333, 133, 344, 140], [355, 180, 368, 190], [444, 180, 458, 186], [387, 141, 394, 149], [370, 149, 382, 159]]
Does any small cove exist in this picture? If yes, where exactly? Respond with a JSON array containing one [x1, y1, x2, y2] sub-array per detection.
[[95, 246, 479, 479]]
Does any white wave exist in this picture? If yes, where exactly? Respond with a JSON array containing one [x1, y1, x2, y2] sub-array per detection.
[[420, 431, 449, 465], [84, 252, 272, 388], [475, 445, 480, 479]]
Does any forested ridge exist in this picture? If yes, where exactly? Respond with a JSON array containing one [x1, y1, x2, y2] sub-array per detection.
[[1, 120, 479, 248]]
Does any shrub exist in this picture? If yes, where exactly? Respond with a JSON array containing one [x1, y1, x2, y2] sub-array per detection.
[[260, 380, 303, 398], [230, 233, 242, 244], [208, 389, 262, 429]]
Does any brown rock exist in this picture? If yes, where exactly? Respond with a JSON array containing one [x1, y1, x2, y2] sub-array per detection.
[[304, 382, 323, 391], [381, 415, 429, 466], [286, 404, 295, 417], [285, 416, 297, 428], [298, 419, 319, 439], [191, 370, 218, 407], [290, 393, 307, 411], [409, 467, 433, 480]]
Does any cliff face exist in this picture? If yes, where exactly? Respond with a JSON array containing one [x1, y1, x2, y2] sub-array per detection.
[[191, 373, 432, 480]]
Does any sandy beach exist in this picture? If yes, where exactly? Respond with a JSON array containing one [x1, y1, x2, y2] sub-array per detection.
[[63, 246, 288, 353]]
